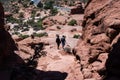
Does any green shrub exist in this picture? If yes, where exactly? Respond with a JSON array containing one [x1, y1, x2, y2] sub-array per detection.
[[13, 27, 19, 31], [81, 0, 89, 3], [73, 34, 80, 39], [64, 0, 68, 5], [19, 12, 24, 18], [27, 18, 44, 30], [32, 32, 48, 37], [21, 28, 29, 32], [69, 2, 74, 6], [12, 31, 20, 35], [23, 3, 28, 8], [31, 10, 36, 18], [23, 22, 29, 27], [19, 34, 29, 39], [68, 19, 77, 26], [7, 16, 19, 23], [27, 18, 35, 26], [50, 8, 58, 16], [37, 2, 43, 8], [44, 0, 54, 9], [36, 19, 43, 28], [33, 19, 44, 30], [14, 7, 19, 13]]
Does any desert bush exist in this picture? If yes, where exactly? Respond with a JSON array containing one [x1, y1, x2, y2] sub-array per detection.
[[23, 3, 28, 8], [27, 18, 44, 30], [19, 34, 29, 39], [19, 12, 24, 18], [14, 6, 19, 13], [44, 0, 54, 9], [12, 31, 20, 35], [81, 0, 89, 3], [27, 18, 35, 26], [32, 32, 48, 37], [37, 2, 43, 8], [34, 19, 44, 30], [69, 2, 74, 6], [50, 8, 58, 16], [68, 19, 77, 26], [73, 34, 80, 39], [7, 16, 19, 23], [21, 27, 29, 32], [31, 10, 36, 18], [29, 1, 34, 5]]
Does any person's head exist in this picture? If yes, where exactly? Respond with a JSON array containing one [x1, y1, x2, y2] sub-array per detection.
[[56, 34, 59, 38], [62, 35, 66, 38]]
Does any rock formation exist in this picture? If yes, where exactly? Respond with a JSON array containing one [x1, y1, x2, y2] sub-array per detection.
[[70, 1, 84, 14], [76, 0, 120, 79], [0, 2, 21, 67], [0, 2, 26, 80], [0, 2, 5, 28]]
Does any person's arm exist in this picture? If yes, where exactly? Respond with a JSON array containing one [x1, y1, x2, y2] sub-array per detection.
[[56, 38, 57, 43]]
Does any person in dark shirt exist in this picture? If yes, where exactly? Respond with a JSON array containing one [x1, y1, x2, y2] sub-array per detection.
[[61, 35, 66, 49], [56, 35, 61, 49]]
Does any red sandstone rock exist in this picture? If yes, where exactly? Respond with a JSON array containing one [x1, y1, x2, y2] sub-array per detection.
[[70, 2, 84, 14], [4, 12, 12, 18], [77, 0, 120, 79], [42, 18, 54, 26]]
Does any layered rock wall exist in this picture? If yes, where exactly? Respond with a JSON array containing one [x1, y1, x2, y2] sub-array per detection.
[[77, 0, 120, 79]]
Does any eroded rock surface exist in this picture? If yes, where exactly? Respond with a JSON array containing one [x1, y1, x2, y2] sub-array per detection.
[[76, 0, 120, 79]]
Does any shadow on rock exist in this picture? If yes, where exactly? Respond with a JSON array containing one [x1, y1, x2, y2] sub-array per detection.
[[104, 38, 120, 80], [11, 67, 68, 80], [0, 2, 68, 80], [0, 29, 67, 80]]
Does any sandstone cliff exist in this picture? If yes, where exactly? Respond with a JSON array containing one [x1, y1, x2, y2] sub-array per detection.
[[76, 0, 120, 79], [0, 2, 20, 67]]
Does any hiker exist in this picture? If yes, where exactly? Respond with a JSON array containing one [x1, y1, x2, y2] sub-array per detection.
[[61, 35, 66, 49], [56, 34, 61, 49]]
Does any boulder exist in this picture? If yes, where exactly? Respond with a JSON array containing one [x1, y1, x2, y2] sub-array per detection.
[[64, 45, 72, 53], [70, 2, 84, 14], [82, 68, 92, 79], [90, 33, 110, 44], [51, 16, 67, 25], [4, 12, 12, 18], [42, 18, 54, 26], [97, 53, 108, 63]]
